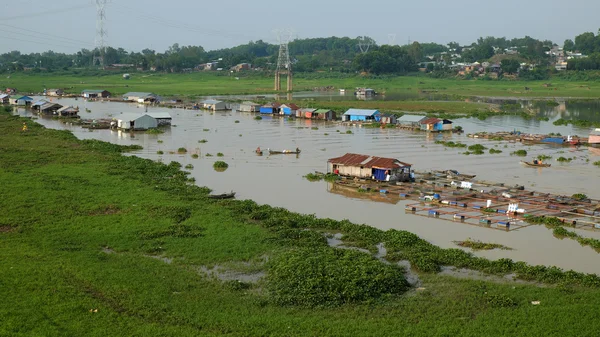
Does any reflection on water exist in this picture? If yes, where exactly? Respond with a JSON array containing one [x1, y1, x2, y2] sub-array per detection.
[[16, 97, 600, 275]]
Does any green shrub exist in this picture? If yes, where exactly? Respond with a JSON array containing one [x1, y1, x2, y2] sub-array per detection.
[[177, 147, 187, 153], [267, 247, 409, 307], [213, 161, 229, 169], [191, 154, 199, 159], [157, 150, 164, 155], [511, 149, 527, 156], [217, 152, 224, 157], [254, 116, 262, 120], [185, 164, 194, 169], [198, 139, 207, 143], [489, 148, 502, 154]]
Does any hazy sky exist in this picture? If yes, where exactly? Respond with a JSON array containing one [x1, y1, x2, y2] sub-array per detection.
[[1, 0, 599, 54]]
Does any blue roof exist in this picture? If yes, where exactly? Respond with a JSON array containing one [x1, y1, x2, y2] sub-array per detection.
[[343, 109, 379, 116], [17, 96, 33, 101]]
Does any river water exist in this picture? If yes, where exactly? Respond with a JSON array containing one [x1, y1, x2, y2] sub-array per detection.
[[17, 96, 600, 275]]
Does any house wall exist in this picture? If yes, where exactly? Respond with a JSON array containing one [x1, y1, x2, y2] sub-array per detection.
[[328, 163, 372, 178], [442, 123, 453, 131], [260, 107, 273, 114]]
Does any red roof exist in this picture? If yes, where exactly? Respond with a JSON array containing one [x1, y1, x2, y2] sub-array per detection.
[[286, 103, 299, 110], [328, 153, 411, 169], [420, 117, 441, 125]]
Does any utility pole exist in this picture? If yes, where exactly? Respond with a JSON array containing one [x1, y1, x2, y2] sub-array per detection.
[[274, 29, 293, 92], [94, 0, 109, 68]]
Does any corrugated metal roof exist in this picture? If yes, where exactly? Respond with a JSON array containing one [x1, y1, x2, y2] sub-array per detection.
[[146, 112, 172, 119], [397, 114, 426, 122], [40, 102, 62, 110], [590, 128, 600, 136], [420, 117, 441, 125], [328, 153, 411, 169], [57, 106, 78, 113], [123, 92, 156, 98], [32, 99, 49, 107], [203, 99, 223, 104], [82, 89, 107, 93], [0, 94, 9, 99], [314, 109, 332, 113], [298, 108, 316, 113], [343, 109, 379, 116], [117, 113, 153, 121], [16, 96, 33, 101]]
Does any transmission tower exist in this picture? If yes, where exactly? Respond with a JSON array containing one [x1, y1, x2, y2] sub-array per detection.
[[94, 0, 109, 68], [274, 29, 293, 92], [387, 33, 396, 46], [357, 36, 372, 54]]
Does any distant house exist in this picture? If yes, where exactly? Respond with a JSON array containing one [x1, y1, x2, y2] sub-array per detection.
[[380, 113, 397, 124], [39, 102, 63, 114], [232, 63, 251, 72], [397, 115, 426, 127], [45, 89, 64, 97], [202, 99, 227, 111], [0, 94, 10, 104], [238, 101, 261, 112], [355, 88, 376, 96], [116, 113, 157, 130], [145, 112, 172, 126], [297, 108, 314, 118], [280, 103, 299, 116], [420, 117, 443, 132], [11, 96, 33, 106], [31, 100, 49, 109], [122, 92, 159, 103], [6, 88, 17, 94], [57, 106, 79, 117], [327, 153, 413, 182], [342, 109, 380, 122], [312, 109, 336, 121], [82, 89, 111, 98], [260, 102, 281, 114]]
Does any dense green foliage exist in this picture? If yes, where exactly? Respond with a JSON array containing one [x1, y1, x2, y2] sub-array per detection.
[[268, 248, 409, 306]]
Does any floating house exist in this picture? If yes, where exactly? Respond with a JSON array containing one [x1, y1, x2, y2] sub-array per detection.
[[280, 103, 299, 116], [82, 89, 111, 98], [0, 94, 10, 104], [116, 113, 157, 130], [238, 101, 261, 112], [202, 99, 227, 111], [5, 88, 17, 94], [441, 119, 453, 130], [380, 113, 397, 124], [355, 88, 376, 96], [589, 129, 600, 144], [312, 109, 336, 121], [56, 106, 80, 117], [122, 92, 159, 103], [31, 99, 49, 109], [260, 102, 281, 114], [342, 109, 380, 122], [45, 89, 64, 97], [420, 117, 442, 131], [145, 112, 172, 126], [396, 115, 426, 128], [39, 102, 63, 114], [11, 96, 33, 106], [297, 108, 315, 118], [327, 153, 412, 182]]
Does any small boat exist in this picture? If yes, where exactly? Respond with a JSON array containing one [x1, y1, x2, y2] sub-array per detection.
[[434, 170, 476, 179], [521, 161, 551, 167], [208, 191, 236, 199], [269, 149, 301, 155]]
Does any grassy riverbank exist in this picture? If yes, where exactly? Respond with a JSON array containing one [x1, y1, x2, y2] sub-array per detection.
[[3, 72, 600, 99], [2, 113, 600, 336]]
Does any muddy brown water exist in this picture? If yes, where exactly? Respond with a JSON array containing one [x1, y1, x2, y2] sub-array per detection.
[[16, 97, 600, 275]]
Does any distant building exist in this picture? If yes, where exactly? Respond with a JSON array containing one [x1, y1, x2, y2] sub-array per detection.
[[45, 89, 64, 97], [0, 94, 10, 104], [232, 63, 251, 72], [11, 95, 33, 106], [82, 89, 111, 98], [56, 106, 79, 117], [396, 115, 426, 127], [38, 102, 63, 114], [327, 153, 413, 182], [259, 102, 281, 114], [202, 99, 227, 111], [312, 109, 336, 121], [116, 113, 158, 130], [342, 109, 380, 122], [238, 101, 261, 112], [380, 113, 397, 124], [420, 117, 442, 131], [280, 103, 299, 116], [5, 88, 17, 94], [122, 92, 159, 103]]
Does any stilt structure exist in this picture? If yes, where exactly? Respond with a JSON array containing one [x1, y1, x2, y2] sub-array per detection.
[[274, 30, 293, 92]]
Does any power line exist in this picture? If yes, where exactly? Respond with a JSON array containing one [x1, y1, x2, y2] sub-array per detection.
[[0, 34, 81, 50], [0, 23, 92, 46], [0, 4, 91, 21]]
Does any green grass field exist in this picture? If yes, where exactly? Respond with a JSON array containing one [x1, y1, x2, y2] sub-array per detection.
[[2, 72, 600, 99], [2, 111, 600, 336]]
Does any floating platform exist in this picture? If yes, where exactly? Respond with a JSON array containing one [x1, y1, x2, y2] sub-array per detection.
[[330, 171, 600, 232], [467, 131, 588, 146]]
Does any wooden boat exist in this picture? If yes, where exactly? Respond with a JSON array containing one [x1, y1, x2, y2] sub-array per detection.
[[208, 192, 236, 199], [521, 161, 551, 167], [269, 149, 301, 155], [434, 170, 476, 179]]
